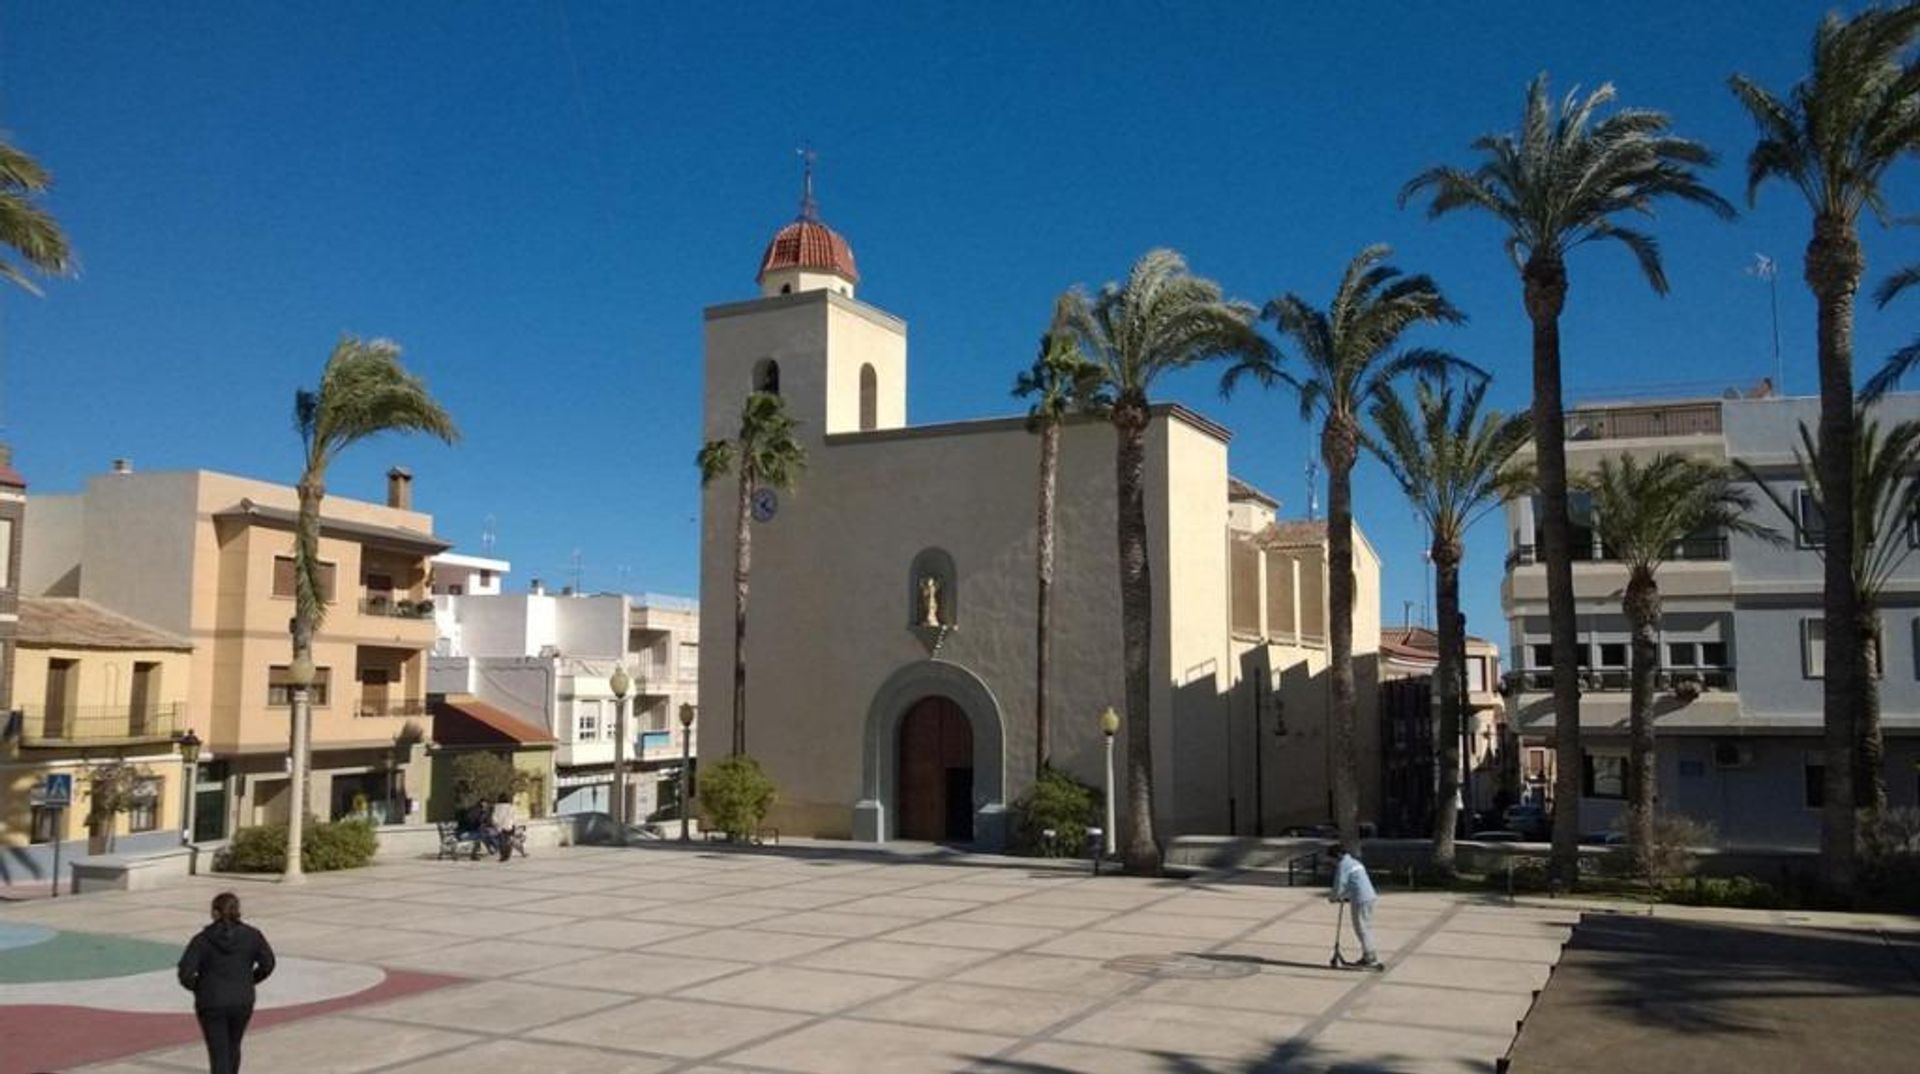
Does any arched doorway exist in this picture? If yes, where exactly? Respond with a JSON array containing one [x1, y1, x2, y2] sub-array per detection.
[[896, 695, 974, 842]]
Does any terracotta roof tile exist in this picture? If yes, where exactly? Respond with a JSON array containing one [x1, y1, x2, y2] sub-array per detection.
[[18, 598, 192, 651], [757, 219, 859, 283]]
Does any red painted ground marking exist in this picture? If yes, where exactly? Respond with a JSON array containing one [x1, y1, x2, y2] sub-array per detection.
[[0, 968, 462, 1074]]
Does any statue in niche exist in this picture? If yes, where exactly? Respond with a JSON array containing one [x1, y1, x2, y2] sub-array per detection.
[[920, 574, 943, 627]]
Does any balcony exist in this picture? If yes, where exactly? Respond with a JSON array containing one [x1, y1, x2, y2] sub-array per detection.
[[360, 594, 435, 619], [1565, 402, 1722, 441], [13, 703, 185, 745], [354, 698, 430, 719], [1508, 667, 1737, 693], [1505, 536, 1730, 571]]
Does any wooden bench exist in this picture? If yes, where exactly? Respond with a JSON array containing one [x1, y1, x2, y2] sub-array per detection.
[[437, 822, 483, 861]]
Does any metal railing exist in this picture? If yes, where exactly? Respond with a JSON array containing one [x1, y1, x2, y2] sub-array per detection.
[[1510, 667, 1737, 693], [1565, 402, 1722, 441], [354, 698, 430, 719], [13, 703, 185, 743], [1505, 535, 1729, 570], [360, 595, 435, 619]]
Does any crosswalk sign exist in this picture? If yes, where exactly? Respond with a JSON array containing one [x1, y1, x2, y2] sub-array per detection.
[[32, 773, 73, 807]]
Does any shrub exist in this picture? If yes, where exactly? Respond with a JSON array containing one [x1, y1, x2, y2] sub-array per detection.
[[218, 818, 378, 873], [1664, 874, 1786, 910], [1635, 814, 1715, 884], [1010, 766, 1101, 857], [449, 751, 528, 810], [697, 755, 776, 841], [1484, 855, 1552, 893]]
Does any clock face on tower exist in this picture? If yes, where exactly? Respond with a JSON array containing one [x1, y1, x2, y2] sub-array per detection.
[[751, 488, 779, 523]]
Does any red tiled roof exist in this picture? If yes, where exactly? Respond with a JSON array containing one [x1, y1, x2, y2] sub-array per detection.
[[430, 695, 556, 748], [1228, 476, 1278, 508], [757, 219, 859, 284]]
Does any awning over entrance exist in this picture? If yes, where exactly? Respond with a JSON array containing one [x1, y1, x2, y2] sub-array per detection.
[[430, 695, 556, 748]]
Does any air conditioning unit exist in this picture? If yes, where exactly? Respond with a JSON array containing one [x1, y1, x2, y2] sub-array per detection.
[[1711, 741, 1753, 769]]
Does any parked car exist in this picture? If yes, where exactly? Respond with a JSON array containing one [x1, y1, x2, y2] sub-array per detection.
[[1502, 804, 1550, 840]]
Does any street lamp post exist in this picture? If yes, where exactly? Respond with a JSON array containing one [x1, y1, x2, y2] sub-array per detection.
[[284, 654, 316, 884], [1100, 707, 1120, 861], [609, 665, 631, 830], [678, 702, 696, 843], [178, 730, 202, 847]]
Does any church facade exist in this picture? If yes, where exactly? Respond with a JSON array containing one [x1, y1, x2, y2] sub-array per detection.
[[697, 193, 1383, 849]]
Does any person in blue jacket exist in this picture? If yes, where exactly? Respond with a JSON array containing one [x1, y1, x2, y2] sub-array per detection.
[[177, 892, 275, 1074], [1328, 843, 1380, 967]]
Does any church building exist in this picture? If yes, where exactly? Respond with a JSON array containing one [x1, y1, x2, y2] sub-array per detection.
[[697, 182, 1384, 849]]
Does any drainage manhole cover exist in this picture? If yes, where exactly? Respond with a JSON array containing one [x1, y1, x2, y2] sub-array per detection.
[[1103, 953, 1259, 980]]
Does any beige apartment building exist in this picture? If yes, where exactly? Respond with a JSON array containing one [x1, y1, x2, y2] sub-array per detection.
[[699, 191, 1386, 847], [23, 465, 447, 839]]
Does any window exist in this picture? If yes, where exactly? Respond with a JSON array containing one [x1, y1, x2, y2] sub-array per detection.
[[1805, 762, 1825, 809], [272, 556, 336, 602], [127, 778, 161, 833], [479, 569, 493, 585], [446, 584, 463, 596], [30, 805, 58, 844], [1668, 642, 1698, 668], [1795, 490, 1826, 549], [1701, 642, 1728, 667], [859, 364, 878, 431], [577, 700, 602, 741], [1583, 752, 1627, 799], [1679, 759, 1706, 778], [1534, 493, 1597, 560], [1598, 643, 1628, 668], [752, 358, 780, 396], [1802, 619, 1825, 678], [1524, 749, 1549, 782], [0, 517, 13, 589], [679, 642, 698, 671], [267, 665, 331, 707], [1530, 644, 1553, 669]]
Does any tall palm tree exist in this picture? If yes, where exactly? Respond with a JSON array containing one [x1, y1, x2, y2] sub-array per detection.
[[1579, 454, 1776, 867], [698, 391, 806, 758], [1740, 415, 1920, 831], [1223, 245, 1471, 849], [1403, 75, 1733, 884], [1014, 329, 1105, 775], [1054, 249, 1263, 874], [1865, 266, 1920, 401], [1369, 374, 1530, 874], [290, 337, 458, 881], [0, 138, 74, 293], [1730, 4, 1920, 892]]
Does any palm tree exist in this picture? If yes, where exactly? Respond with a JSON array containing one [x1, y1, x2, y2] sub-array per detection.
[[1, 138, 74, 293], [1579, 454, 1776, 867], [1223, 245, 1471, 849], [698, 391, 806, 758], [1730, 5, 1920, 892], [1403, 75, 1733, 884], [1014, 329, 1105, 775], [1865, 266, 1920, 401], [1053, 249, 1263, 874], [291, 337, 458, 880], [1740, 415, 1920, 832], [1369, 374, 1530, 874]]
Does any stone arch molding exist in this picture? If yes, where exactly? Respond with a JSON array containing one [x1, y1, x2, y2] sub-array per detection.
[[853, 659, 1007, 850]]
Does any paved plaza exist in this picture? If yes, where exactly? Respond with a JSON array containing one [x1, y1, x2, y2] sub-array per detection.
[[0, 843, 1581, 1073]]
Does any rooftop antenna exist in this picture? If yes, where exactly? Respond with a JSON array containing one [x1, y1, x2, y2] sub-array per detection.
[[480, 514, 496, 553], [1402, 600, 1415, 631], [1304, 458, 1320, 522], [796, 145, 819, 222], [1747, 254, 1783, 394]]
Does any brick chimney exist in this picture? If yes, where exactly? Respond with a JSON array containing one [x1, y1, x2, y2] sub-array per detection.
[[386, 467, 413, 510]]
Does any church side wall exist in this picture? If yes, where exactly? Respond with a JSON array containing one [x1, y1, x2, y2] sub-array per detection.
[[1160, 419, 1233, 836]]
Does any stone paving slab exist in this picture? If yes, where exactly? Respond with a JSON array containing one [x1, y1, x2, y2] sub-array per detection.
[[4, 842, 1625, 1074]]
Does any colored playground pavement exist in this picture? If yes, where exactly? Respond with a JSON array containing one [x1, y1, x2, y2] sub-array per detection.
[[1, 842, 1913, 1073]]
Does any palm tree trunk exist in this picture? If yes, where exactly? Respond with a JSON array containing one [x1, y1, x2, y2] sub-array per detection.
[[1856, 603, 1886, 818], [1113, 399, 1160, 874], [1323, 418, 1361, 849], [1624, 568, 1660, 871], [732, 463, 753, 757], [288, 477, 324, 882], [1525, 253, 1582, 889], [1035, 418, 1060, 775], [1430, 543, 1464, 875], [1808, 215, 1861, 895]]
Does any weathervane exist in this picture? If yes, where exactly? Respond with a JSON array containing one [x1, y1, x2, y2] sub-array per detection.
[[796, 145, 819, 222]]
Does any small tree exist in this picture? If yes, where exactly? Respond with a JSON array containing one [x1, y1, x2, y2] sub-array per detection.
[[697, 755, 777, 841], [84, 761, 156, 853], [449, 752, 527, 810]]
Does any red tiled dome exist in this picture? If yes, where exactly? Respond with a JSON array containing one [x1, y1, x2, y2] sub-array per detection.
[[756, 218, 859, 285]]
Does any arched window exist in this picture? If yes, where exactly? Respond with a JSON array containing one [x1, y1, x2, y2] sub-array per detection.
[[909, 548, 957, 628], [859, 364, 878, 431], [780, 283, 792, 294], [752, 358, 780, 396]]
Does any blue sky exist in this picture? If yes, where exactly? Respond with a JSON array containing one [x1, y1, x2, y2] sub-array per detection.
[[2, 2, 1915, 648]]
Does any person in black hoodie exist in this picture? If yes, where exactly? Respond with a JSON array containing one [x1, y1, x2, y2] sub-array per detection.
[[177, 891, 275, 1074]]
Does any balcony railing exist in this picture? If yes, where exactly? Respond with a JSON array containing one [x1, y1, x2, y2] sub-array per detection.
[[1565, 402, 1722, 441], [1509, 667, 1737, 693], [1505, 535, 1730, 571], [12, 703, 185, 744], [360, 595, 435, 619], [354, 698, 430, 719]]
